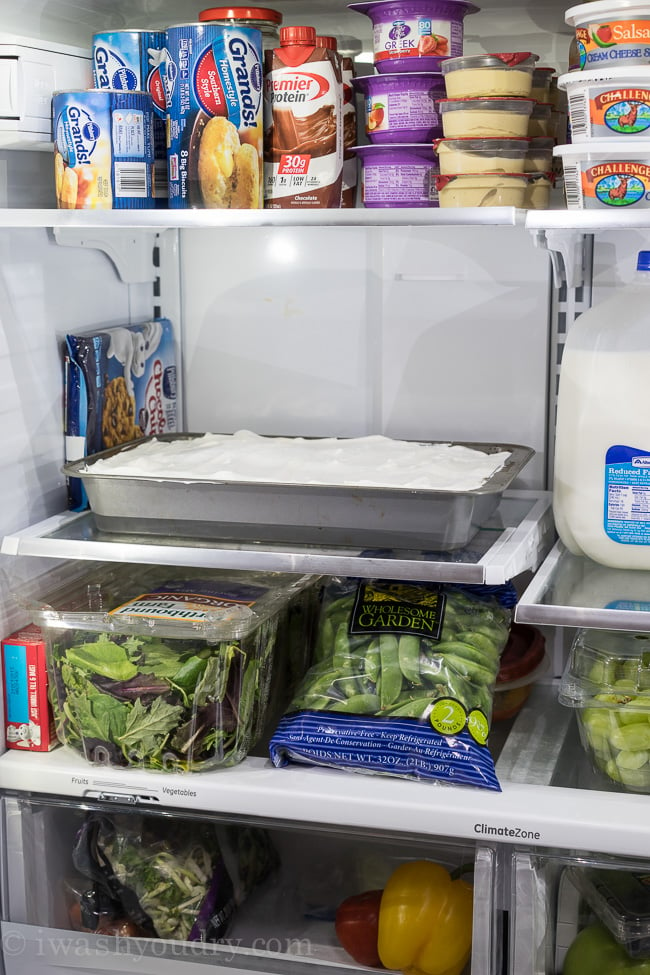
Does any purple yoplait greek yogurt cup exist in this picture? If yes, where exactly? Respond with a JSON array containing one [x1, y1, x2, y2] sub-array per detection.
[[348, 0, 479, 74], [351, 143, 439, 207], [353, 72, 445, 143]]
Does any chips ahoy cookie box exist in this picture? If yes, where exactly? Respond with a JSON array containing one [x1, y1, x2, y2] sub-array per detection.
[[64, 317, 178, 510]]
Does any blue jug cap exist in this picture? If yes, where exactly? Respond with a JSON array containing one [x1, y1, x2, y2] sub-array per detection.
[[637, 251, 650, 271]]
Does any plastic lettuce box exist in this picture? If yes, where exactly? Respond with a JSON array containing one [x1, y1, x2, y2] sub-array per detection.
[[21, 562, 319, 773], [559, 628, 650, 793]]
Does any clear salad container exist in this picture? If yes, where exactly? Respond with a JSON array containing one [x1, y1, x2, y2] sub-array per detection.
[[565, 864, 650, 959], [441, 52, 538, 99], [19, 562, 319, 773], [438, 97, 535, 138], [559, 628, 650, 793], [434, 137, 529, 174]]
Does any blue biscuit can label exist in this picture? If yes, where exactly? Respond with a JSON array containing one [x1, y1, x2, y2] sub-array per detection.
[[53, 90, 155, 209], [93, 31, 169, 201], [165, 23, 263, 208]]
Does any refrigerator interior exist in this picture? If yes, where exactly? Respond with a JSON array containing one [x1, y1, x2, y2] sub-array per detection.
[[1, 795, 499, 974]]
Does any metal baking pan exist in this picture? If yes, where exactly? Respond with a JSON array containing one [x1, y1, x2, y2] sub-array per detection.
[[63, 435, 535, 551]]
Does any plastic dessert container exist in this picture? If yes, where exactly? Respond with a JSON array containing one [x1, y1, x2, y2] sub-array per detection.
[[434, 137, 529, 173], [523, 172, 554, 208], [554, 139, 650, 207], [558, 66, 650, 141], [22, 561, 319, 772], [348, 0, 479, 74], [528, 101, 554, 136], [436, 172, 528, 206], [438, 97, 535, 137], [441, 52, 538, 99], [353, 72, 445, 143], [559, 628, 650, 793], [525, 136, 554, 171], [531, 66, 556, 101], [565, 0, 650, 72], [492, 623, 547, 721], [352, 143, 439, 206]]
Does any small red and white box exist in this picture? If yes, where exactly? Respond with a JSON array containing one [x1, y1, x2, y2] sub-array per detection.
[[2, 624, 57, 751]]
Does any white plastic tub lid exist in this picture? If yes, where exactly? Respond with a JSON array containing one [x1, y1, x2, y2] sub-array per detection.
[[554, 138, 650, 157], [566, 0, 650, 28], [558, 65, 650, 88]]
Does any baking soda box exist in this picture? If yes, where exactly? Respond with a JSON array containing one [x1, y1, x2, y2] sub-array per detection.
[[2, 625, 57, 751]]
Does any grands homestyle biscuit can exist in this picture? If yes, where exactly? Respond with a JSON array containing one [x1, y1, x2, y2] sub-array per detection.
[[53, 90, 155, 209], [92, 30, 170, 201], [164, 23, 264, 208]]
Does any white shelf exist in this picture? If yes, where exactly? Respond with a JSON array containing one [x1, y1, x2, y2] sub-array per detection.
[[0, 684, 648, 859], [0, 490, 554, 585], [515, 540, 650, 632]]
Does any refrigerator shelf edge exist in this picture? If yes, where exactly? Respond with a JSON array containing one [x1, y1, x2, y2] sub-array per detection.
[[515, 539, 650, 631], [1, 737, 650, 858], [0, 491, 553, 584]]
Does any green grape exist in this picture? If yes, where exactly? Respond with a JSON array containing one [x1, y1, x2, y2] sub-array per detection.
[[609, 722, 650, 752], [615, 749, 649, 770], [605, 758, 622, 782], [617, 765, 650, 790]]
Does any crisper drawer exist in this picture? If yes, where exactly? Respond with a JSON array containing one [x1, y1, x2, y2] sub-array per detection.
[[0, 796, 500, 975], [510, 846, 650, 974]]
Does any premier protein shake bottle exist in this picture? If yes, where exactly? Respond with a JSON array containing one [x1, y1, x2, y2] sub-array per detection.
[[264, 25, 343, 208], [316, 35, 358, 207]]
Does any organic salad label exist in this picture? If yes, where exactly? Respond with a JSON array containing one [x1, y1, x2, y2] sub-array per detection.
[[604, 444, 650, 545], [110, 579, 269, 621], [576, 20, 650, 69]]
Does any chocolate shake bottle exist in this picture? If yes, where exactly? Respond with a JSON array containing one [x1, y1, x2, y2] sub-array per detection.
[[264, 25, 343, 208], [316, 35, 358, 207]]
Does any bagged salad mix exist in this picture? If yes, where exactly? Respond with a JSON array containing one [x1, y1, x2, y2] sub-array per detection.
[[269, 577, 516, 791], [70, 813, 278, 941]]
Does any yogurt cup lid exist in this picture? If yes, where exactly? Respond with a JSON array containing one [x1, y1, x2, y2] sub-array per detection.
[[351, 143, 437, 159], [438, 97, 535, 111], [558, 65, 650, 89], [352, 71, 445, 91], [199, 5, 283, 21], [433, 137, 530, 151], [441, 52, 538, 72], [554, 138, 650, 157], [349, 0, 479, 15], [565, 0, 650, 28]]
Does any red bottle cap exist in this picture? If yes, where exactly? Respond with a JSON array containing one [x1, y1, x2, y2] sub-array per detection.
[[199, 6, 283, 23], [315, 35, 338, 50], [280, 25, 316, 46]]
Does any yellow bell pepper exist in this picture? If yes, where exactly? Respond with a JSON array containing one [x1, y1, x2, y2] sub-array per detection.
[[377, 859, 473, 975]]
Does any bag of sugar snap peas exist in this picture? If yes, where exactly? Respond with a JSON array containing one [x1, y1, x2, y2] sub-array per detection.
[[269, 577, 516, 791]]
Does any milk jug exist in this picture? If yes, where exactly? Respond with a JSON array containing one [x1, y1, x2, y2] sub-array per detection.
[[553, 250, 650, 569]]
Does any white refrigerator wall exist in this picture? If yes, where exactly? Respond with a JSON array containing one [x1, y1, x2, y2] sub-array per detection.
[[181, 226, 551, 489]]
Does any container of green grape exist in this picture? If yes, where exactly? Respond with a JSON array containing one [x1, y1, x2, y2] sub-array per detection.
[[559, 629, 650, 793]]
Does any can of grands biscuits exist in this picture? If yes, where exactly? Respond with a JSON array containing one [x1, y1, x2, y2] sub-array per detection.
[[53, 90, 156, 209], [165, 23, 264, 209], [92, 30, 171, 202]]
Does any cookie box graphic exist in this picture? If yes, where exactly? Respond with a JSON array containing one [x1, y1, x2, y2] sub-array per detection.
[[165, 23, 263, 208], [64, 318, 178, 510], [2, 625, 57, 752], [92, 30, 171, 200], [53, 90, 155, 209]]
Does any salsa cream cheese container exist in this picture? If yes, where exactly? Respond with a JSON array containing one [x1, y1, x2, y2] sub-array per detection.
[[566, 0, 650, 71], [53, 89, 155, 209], [554, 138, 650, 206], [165, 22, 264, 209], [559, 65, 650, 139]]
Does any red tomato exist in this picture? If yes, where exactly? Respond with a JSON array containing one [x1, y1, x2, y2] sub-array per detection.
[[335, 889, 383, 968]]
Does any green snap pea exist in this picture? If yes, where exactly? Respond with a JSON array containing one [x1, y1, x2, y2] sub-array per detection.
[[454, 631, 501, 660], [314, 615, 335, 662], [382, 697, 432, 719], [329, 693, 381, 714], [446, 653, 496, 686], [435, 640, 497, 667], [379, 635, 403, 709], [364, 638, 381, 684], [398, 634, 422, 685]]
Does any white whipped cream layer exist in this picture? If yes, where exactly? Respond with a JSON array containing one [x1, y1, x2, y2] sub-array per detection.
[[87, 431, 512, 492]]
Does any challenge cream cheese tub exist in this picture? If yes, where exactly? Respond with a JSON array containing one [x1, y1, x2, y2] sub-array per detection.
[[559, 65, 650, 139], [438, 97, 535, 137], [436, 172, 527, 206], [441, 52, 538, 98], [554, 138, 650, 207], [566, 0, 650, 71], [434, 136, 529, 173]]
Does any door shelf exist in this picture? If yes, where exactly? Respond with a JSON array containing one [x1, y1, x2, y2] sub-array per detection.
[[0, 683, 648, 859], [0, 491, 554, 585], [515, 540, 650, 632]]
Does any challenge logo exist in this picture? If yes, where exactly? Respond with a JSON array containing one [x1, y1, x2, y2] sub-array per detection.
[[604, 99, 650, 134], [595, 171, 645, 206], [56, 106, 100, 166]]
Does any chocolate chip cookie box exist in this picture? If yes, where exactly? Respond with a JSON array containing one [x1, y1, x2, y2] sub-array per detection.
[[64, 318, 177, 511], [164, 23, 264, 209]]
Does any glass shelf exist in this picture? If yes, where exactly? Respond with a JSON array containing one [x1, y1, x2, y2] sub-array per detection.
[[515, 540, 650, 632], [1, 490, 553, 585]]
